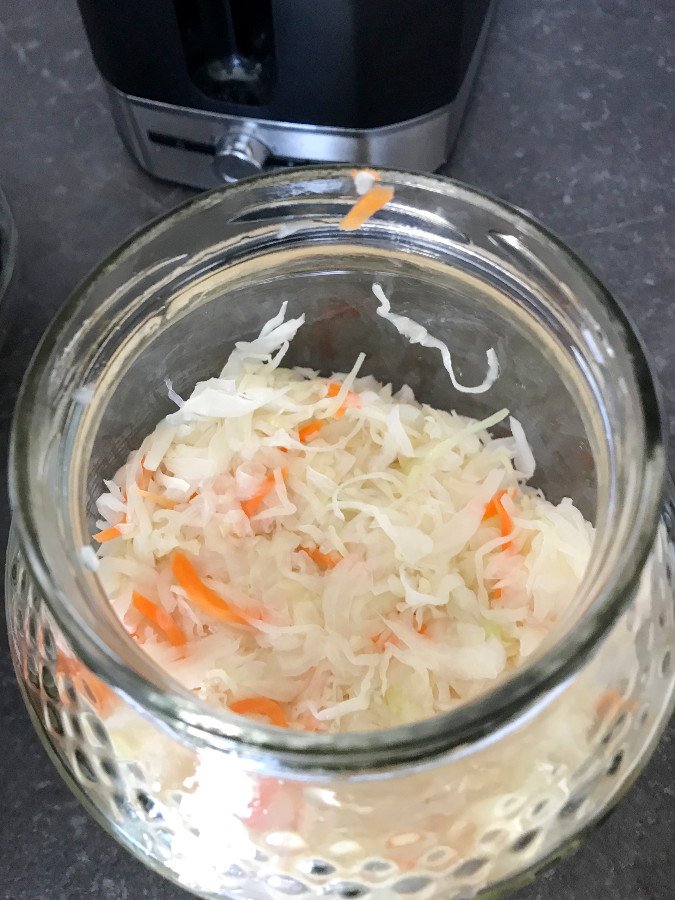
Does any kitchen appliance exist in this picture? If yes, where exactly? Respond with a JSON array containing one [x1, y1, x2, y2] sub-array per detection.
[[76, 1, 494, 189]]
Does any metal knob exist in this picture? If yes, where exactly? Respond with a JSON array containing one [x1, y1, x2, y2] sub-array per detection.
[[213, 131, 270, 182]]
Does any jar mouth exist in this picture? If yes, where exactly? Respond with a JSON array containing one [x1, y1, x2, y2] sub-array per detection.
[[9, 167, 666, 773]]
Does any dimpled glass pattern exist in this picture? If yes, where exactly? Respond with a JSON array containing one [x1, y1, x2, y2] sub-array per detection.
[[7, 520, 674, 899]]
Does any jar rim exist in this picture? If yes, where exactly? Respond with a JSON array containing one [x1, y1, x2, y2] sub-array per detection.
[[9, 166, 666, 772]]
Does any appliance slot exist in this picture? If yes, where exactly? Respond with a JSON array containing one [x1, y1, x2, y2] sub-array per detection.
[[147, 131, 215, 155], [173, 0, 275, 105]]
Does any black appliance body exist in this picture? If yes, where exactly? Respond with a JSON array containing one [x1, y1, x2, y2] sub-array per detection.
[[77, 0, 494, 189]]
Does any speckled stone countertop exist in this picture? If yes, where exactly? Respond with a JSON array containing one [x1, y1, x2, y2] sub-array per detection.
[[0, 1, 672, 898]]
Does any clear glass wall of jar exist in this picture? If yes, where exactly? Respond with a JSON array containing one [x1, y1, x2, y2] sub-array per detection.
[[0, 183, 18, 346], [6, 169, 674, 898]]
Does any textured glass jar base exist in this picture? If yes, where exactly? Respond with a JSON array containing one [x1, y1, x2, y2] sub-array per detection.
[[6, 520, 674, 900]]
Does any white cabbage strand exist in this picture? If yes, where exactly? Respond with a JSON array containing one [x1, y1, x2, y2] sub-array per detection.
[[372, 282, 499, 394]]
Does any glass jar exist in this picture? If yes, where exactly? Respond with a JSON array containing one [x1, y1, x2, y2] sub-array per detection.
[[0, 182, 18, 346], [6, 168, 674, 899]]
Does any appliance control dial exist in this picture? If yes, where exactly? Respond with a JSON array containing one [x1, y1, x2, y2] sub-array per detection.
[[213, 131, 270, 182]]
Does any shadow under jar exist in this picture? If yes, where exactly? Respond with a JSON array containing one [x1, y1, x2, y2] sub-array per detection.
[[6, 168, 674, 899]]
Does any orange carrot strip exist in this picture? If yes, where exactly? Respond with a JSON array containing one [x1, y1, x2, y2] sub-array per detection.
[[326, 382, 362, 420], [230, 697, 288, 728], [171, 550, 249, 625], [137, 454, 153, 490], [495, 500, 513, 538], [595, 689, 637, 719], [482, 489, 506, 522], [56, 654, 116, 714], [92, 525, 122, 542], [299, 545, 342, 570], [339, 184, 394, 231], [489, 587, 504, 607], [132, 591, 187, 646], [136, 488, 177, 509], [482, 489, 513, 538], [241, 469, 286, 518], [298, 419, 324, 443], [241, 473, 275, 517], [371, 628, 401, 650]]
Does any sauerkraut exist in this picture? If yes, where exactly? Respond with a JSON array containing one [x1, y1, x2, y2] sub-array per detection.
[[93, 292, 594, 732]]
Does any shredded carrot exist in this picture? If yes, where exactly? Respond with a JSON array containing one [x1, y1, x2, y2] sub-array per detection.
[[371, 628, 401, 650], [595, 689, 637, 719], [326, 382, 361, 420], [483, 489, 505, 522], [230, 697, 288, 727], [136, 488, 177, 509], [299, 545, 342, 570], [132, 591, 187, 646], [92, 525, 122, 543], [297, 387, 361, 443], [489, 587, 503, 607], [56, 654, 116, 714], [495, 501, 513, 539], [245, 777, 298, 831], [171, 550, 250, 625], [483, 489, 513, 538], [339, 184, 395, 231], [137, 454, 153, 490], [298, 419, 324, 443], [241, 468, 286, 517]]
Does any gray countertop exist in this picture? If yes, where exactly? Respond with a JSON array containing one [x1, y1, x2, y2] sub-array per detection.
[[0, 1, 672, 898]]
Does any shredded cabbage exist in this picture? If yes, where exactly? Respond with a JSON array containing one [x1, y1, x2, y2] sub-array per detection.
[[372, 283, 499, 394], [94, 298, 594, 732], [509, 415, 536, 478], [352, 169, 379, 195]]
